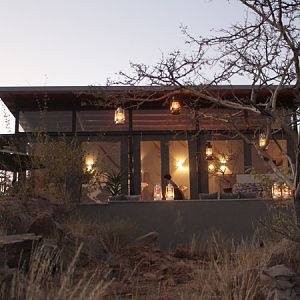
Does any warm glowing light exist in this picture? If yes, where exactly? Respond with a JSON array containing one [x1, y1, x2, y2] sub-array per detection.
[[282, 183, 293, 199], [176, 159, 189, 171], [170, 98, 181, 115], [208, 163, 215, 172], [219, 158, 227, 174], [86, 159, 94, 172], [165, 183, 175, 200], [205, 142, 213, 160], [153, 184, 163, 200], [259, 133, 268, 149], [272, 182, 282, 199], [114, 107, 126, 124]]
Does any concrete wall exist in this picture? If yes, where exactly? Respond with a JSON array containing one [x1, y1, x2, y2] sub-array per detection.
[[76, 199, 274, 249]]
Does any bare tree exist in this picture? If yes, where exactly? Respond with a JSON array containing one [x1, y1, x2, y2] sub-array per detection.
[[110, 1, 300, 222]]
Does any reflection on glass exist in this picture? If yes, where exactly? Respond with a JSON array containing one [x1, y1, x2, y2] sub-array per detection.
[[19, 111, 72, 132], [82, 141, 120, 203], [141, 141, 161, 201], [208, 140, 244, 193], [169, 140, 190, 199]]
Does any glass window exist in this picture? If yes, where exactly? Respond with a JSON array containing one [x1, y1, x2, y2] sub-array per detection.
[[76, 110, 129, 131], [208, 140, 244, 193], [82, 141, 121, 202], [169, 140, 190, 199], [252, 140, 288, 174], [19, 111, 72, 132], [140, 141, 161, 201]]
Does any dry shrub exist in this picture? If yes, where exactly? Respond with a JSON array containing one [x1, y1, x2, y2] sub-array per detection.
[[187, 234, 270, 299], [2, 244, 111, 300], [63, 219, 136, 253]]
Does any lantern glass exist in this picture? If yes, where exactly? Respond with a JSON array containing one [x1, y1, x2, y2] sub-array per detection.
[[272, 182, 282, 199], [205, 142, 213, 160], [282, 183, 292, 199], [259, 133, 267, 148], [219, 158, 227, 174], [170, 98, 181, 115], [114, 107, 125, 124], [165, 183, 175, 200], [153, 184, 163, 200]]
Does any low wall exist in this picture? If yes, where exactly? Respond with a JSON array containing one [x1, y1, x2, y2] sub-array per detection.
[[76, 199, 274, 249]]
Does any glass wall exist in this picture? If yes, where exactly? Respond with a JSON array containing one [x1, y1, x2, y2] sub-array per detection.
[[19, 111, 72, 132], [140, 141, 161, 200], [133, 110, 195, 131], [76, 111, 129, 131], [168, 140, 190, 199], [252, 140, 288, 174], [208, 140, 244, 193], [82, 141, 121, 202]]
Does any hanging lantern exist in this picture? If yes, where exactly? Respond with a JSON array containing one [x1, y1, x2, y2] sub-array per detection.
[[170, 97, 181, 115], [114, 107, 125, 124], [272, 182, 282, 199], [282, 183, 292, 199], [259, 132, 268, 149], [219, 158, 227, 174], [165, 183, 175, 200], [205, 142, 213, 160], [153, 184, 163, 200]]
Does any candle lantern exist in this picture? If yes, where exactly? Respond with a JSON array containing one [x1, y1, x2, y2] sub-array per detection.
[[272, 182, 282, 199], [219, 158, 227, 174], [153, 184, 163, 200], [282, 183, 293, 199], [114, 107, 126, 124], [170, 98, 181, 115], [205, 142, 213, 160], [259, 133, 268, 149], [165, 183, 175, 200]]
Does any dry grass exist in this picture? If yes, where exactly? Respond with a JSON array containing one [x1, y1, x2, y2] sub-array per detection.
[[62, 218, 137, 253], [2, 244, 111, 300]]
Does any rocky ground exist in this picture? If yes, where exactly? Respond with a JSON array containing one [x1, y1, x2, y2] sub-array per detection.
[[1, 196, 300, 299]]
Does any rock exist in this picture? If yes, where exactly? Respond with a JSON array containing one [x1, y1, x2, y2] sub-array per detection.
[[27, 213, 63, 240], [60, 233, 108, 269], [131, 232, 159, 247], [261, 265, 300, 300]]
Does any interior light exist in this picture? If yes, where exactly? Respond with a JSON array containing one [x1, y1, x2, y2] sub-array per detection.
[[282, 183, 292, 199], [176, 159, 188, 171], [219, 158, 227, 174], [272, 182, 282, 199], [153, 184, 163, 200]]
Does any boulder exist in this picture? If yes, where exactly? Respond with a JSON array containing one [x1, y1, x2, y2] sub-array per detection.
[[261, 264, 300, 300], [27, 213, 63, 240]]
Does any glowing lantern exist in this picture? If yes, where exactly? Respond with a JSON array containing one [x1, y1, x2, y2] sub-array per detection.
[[272, 182, 282, 199], [282, 183, 292, 199], [219, 158, 227, 174], [259, 133, 268, 149], [85, 159, 94, 172], [165, 183, 175, 200], [170, 98, 181, 115], [205, 142, 213, 160], [153, 184, 163, 200], [208, 163, 215, 172], [114, 107, 125, 124]]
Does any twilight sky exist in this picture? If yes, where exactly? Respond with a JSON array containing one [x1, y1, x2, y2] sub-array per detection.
[[0, 0, 247, 132]]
